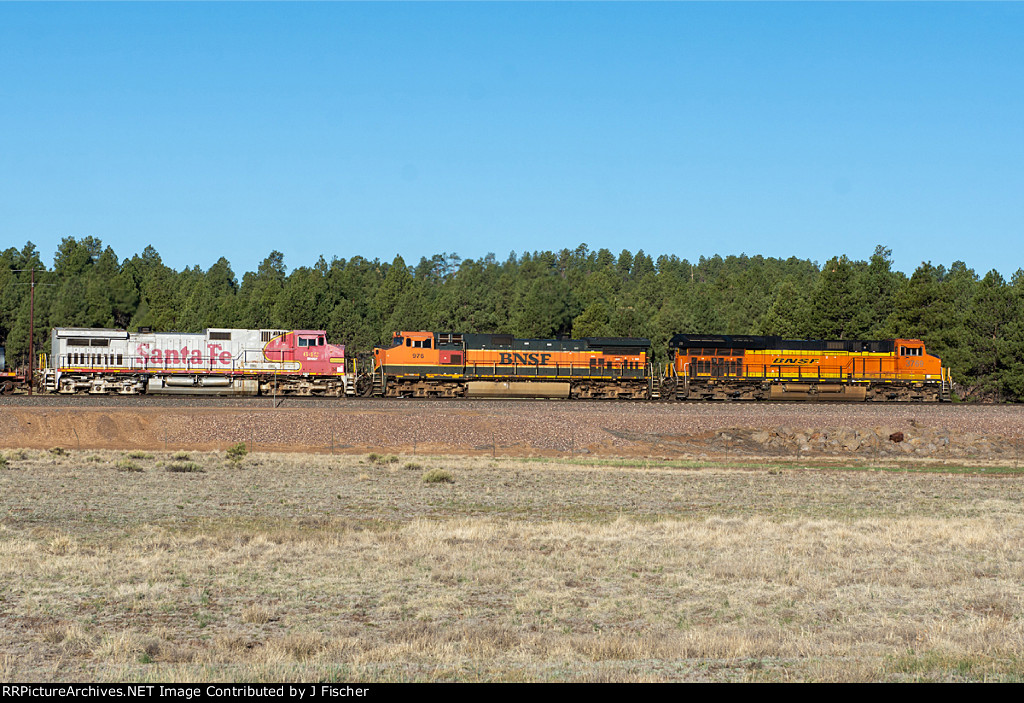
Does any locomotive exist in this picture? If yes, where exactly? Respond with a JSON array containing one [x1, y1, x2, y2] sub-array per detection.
[[4, 327, 952, 402], [38, 327, 355, 396], [369, 331, 653, 399], [663, 334, 951, 402]]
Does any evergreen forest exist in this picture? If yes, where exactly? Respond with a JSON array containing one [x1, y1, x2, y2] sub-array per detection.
[[2, 238, 1022, 401]]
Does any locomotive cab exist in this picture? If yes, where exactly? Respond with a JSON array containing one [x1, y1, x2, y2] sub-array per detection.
[[894, 338, 942, 379], [374, 331, 440, 369], [264, 330, 347, 375]]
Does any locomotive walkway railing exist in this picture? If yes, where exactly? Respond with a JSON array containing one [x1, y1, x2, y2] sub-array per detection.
[[56, 354, 302, 374]]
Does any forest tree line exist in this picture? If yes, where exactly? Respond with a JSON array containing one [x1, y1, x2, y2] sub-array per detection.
[[2, 238, 1022, 401]]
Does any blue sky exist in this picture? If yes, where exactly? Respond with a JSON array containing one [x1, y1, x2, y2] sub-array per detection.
[[2, 3, 1022, 278]]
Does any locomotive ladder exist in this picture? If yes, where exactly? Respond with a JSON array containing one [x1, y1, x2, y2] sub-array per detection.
[[370, 367, 386, 396], [647, 363, 660, 399]]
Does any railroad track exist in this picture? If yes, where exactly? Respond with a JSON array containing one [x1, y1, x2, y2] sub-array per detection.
[[0, 393, 991, 409]]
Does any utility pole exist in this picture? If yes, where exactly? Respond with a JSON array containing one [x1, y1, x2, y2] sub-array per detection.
[[29, 269, 35, 395], [15, 268, 53, 395]]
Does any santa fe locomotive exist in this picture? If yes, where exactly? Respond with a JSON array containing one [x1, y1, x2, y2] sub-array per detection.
[[39, 327, 355, 396], [4, 327, 951, 402]]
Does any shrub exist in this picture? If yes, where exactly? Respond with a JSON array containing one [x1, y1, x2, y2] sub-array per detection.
[[172, 452, 191, 461], [115, 460, 143, 473], [404, 462, 422, 471], [0, 455, 7, 470], [166, 461, 205, 473], [422, 469, 454, 484], [127, 451, 151, 459], [50, 447, 68, 457], [226, 443, 247, 462]]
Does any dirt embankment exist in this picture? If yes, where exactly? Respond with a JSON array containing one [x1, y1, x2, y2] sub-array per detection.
[[2, 401, 1022, 462]]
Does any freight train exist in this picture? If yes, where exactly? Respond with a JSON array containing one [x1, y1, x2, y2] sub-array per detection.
[[1, 327, 951, 402]]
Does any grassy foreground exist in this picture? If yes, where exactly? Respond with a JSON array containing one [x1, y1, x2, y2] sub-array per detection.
[[1, 449, 1023, 682]]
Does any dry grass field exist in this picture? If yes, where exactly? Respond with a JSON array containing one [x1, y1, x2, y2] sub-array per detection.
[[2, 448, 1024, 682]]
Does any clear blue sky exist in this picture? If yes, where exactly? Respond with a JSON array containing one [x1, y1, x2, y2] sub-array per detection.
[[2, 3, 1022, 278]]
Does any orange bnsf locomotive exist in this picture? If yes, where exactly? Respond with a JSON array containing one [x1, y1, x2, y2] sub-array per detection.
[[664, 334, 951, 402], [370, 331, 653, 399]]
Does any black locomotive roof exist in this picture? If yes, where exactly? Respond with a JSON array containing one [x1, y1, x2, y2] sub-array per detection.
[[457, 333, 649, 352], [668, 334, 895, 354]]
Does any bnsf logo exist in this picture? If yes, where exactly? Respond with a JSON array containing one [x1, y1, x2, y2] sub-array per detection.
[[772, 358, 819, 365], [499, 352, 553, 365]]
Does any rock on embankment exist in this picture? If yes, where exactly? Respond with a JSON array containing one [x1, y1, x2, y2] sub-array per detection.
[[709, 424, 1020, 460]]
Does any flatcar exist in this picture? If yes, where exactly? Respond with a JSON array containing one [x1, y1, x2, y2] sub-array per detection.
[[40, 327, 356, 396], [370, 331, 653, 399], [665, 334, 951, 401]]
